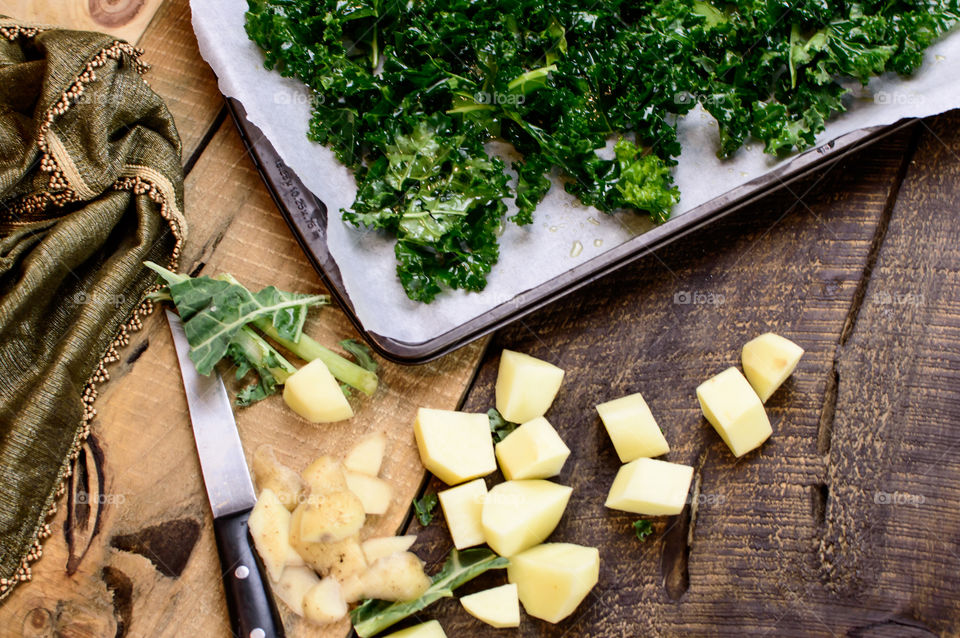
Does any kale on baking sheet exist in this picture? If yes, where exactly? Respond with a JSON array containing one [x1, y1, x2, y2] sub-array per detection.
[[246, 0, 958, 302]]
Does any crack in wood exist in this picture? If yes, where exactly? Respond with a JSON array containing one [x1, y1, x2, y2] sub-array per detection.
[[661, 449, 708, 600], [65, 435, 107, 576], [110, 518, 201, 578], [815, 126, 921, 457], [124, 339, 150, 365]]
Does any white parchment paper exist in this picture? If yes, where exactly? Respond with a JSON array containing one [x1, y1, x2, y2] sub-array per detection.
[[191, 0, 960, 343]]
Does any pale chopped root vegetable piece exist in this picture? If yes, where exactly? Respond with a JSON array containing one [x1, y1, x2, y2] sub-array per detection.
[[495, 349, 565, 424], [459, 583, 520, 628], [301, 456, 348, 496], [340, 572, 365, 604], [438, 478, 487, 550], [604, 457, 694, 515], [384, 620, 447, 638], [413, 408, 496, 485], [495, 416, 570, 480], [741, 332, 804, 402], [302, 577, 348, 625], [271, 565, 319, 617], [361, 535, 417, 565], [289, 504, 367, 579], [359, 551, 431, 602], [481, 480, 572, 557], [298, 490, 366, 543], [508, 543, 599, 623], [595, 392, 670, 462], [344, 432, 387, 476], [248, 489, 294, 582], [696, 367, 772, 457], [283, 358, 354, 423], [252, 445, 304, 511], [345, 471, 393, 515]]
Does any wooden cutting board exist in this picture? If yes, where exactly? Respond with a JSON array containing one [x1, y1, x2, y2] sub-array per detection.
[[0, 1, 485, 636]]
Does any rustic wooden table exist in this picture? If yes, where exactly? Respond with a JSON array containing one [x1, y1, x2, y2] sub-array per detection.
[[2, 2, 958, 637]]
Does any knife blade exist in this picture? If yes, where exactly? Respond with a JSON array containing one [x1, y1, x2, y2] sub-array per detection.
[[167, 310, 284, 638]]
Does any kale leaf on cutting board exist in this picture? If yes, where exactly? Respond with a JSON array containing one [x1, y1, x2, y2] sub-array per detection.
[[245, 0, 957, 302]]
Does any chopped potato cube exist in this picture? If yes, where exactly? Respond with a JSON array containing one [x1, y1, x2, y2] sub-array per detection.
[[414, 408, 496, 485], [345, 471, 393, 515], [283, 358, 354, 423], [696, 367, 772, 457], [301, 456, 348, 495], [359, 551, 431, 601], [252, 445, 303, 511], [595, 393, 669, 461], [459, 583, 520, 628], [271, 565, 319, 616], [495, 416, 570, 480], [248, 489, 293, 582], [481, 480, 572, 557], [438, 478, 487, 550], [507, 543, 599, 623], [344, 432, 387, 476], [741, 333, 804, 402], [495, 350, 565, 423], [298, 490, 366, 543], [604, 457, 693, 515], [384, 621, 447, 638], [302, 577, 347, 625], [361, 535, 417, 564]]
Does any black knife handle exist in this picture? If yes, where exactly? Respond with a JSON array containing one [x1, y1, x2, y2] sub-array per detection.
[[213, 509, 285, 638]]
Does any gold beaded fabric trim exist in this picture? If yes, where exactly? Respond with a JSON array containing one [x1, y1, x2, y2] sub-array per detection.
[[0, 30, 185, 601]]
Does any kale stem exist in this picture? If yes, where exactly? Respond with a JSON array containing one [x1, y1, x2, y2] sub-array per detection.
[[232, 326, 295, 383], [252, 319, 379, 396]]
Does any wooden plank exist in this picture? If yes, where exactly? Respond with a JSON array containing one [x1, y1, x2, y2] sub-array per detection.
[[403, 126, 941, 636], [0, 117, 485, 637], [820, 111, 960, 632], [136, 0, 223, 161], [0, 0, 164, 47]]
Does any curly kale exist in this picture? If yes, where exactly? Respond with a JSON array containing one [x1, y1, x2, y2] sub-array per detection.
[[246, 0, 958, 301]]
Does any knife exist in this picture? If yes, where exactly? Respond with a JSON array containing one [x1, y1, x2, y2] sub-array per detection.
[[166, 310, 285, 638]]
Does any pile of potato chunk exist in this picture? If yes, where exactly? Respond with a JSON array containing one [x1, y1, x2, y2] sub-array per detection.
[[248, 435, 430, 626]]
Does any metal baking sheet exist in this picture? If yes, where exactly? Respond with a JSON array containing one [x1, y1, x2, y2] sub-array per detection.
[[227, 98, 913, 364]]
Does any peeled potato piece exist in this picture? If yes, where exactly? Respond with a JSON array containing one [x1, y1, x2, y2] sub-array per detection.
[[481, 480, 572, 557], [460, 583, 520, 628], [359, 551, 431, 602], [283, 358, 354, 423], [508, 543, 599, 623], [604, 457, 694, 516], [414, 408, 496, 486], [345, 471, 393, 515], [384, 621, 447, 638], [302, 577, 348, 625], [248, 488, 293, 582], [495, 350, 565, 424], [361, 535, 417, 564], [595, 393, 670, 462], [344, 432, 387, 476], [741, 332, 804, 402], [271, 565, 319, 616], [252, 445, 304, 511], [696, 367, 772, 457], [495, 416, 570, 480], [438, 478, 487, 550]]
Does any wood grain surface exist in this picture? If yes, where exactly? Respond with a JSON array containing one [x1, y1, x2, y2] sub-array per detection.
[[2, 0, 959, 636], [0, 0, 164, 44], [405, 119, 960, 636]]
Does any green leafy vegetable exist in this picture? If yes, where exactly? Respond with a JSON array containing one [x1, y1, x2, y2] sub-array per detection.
[[633, 519, 654, 542], [413, 492, 438, 527], [145, 262, 326, 375], [488, 408, 519, 443], [340, 339, 378, 373], [245, 0, 958, 301], [350, 548, 509, 637], [146, 262, 379, 403]]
